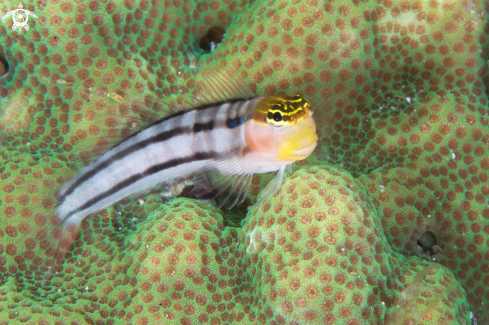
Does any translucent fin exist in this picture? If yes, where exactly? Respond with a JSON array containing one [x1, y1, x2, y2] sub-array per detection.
[[195, 66, 256, 105], [219, 172, 253, 210], [49, 79, 204, 171], [191, 147, 253, 210], [39, 219, 80, 286], [227, 172, 253, 209], [10, 174, 78, 287], [253, 164, 288, 208], [193, 170, 254, 210]]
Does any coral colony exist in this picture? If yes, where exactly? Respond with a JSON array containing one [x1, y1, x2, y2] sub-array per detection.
[[1, 0, 488, 324]]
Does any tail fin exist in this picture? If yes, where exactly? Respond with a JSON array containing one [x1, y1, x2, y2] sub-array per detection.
[[12, 179, 79, 287], [36, 217, 80, 286]]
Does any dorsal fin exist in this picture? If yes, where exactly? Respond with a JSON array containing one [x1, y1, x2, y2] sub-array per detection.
[[195, 65, 256, 104]]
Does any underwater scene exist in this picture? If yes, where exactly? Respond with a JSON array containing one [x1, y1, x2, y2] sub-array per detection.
[[1, 0, 488, 324]]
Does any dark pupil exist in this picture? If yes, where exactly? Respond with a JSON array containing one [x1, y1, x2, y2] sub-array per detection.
[[273, 112, 282, 122]]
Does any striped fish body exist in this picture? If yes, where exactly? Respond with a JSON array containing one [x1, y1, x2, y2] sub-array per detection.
[[33, 66, 321, 286], [57, 97, 264, 226]]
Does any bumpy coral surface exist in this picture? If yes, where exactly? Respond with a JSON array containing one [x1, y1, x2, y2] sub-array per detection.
[[1, 0, 488, 323], [0, 162, 472, 324]]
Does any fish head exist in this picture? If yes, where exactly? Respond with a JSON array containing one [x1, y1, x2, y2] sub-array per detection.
[[244, 94, 318, 164]]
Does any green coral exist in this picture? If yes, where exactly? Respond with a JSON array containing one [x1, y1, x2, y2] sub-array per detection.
[[243, 164, 469, 324], [1, 0, 489, 323], [0, 163, 471, 324]]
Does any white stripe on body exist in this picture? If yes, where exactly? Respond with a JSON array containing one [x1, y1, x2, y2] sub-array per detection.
[[60, 159, 210, 225]]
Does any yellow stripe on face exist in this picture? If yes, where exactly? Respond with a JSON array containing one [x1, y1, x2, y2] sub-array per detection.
[[268, 104, 308, 117], [262, 94, 310, 128], [249, 93, 313, 130]]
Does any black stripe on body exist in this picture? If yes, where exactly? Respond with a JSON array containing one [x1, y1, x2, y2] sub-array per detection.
[[120, 97, 255, 144], [62, 125, 190, 197], [62, 101, 247, 198], [65, 151, 217, 219], [193, 120, 214, 133]]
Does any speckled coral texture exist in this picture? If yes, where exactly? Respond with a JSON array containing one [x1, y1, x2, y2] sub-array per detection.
[[0, 0, 488, 323]]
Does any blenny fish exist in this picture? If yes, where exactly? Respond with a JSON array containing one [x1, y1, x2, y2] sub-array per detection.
[[35, 69, 318, 281]]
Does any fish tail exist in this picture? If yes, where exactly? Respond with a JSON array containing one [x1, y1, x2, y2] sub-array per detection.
[[38, 218, 80, 286], [14, 178, 80, 287]]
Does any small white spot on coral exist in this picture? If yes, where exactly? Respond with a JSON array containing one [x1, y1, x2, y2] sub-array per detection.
[[56, 79, 73, 85]]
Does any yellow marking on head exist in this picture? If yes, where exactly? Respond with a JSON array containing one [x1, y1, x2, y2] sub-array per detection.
[[252, 94, 312, 129], [246, 93, 316, 162]]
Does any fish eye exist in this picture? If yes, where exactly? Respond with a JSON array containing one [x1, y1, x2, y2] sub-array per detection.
[[267, 111, 283, 122], [273, 112, 282, 122], [267, 110, 285, 129]]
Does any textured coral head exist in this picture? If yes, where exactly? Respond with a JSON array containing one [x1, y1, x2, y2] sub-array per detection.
[[245, 94, 317, 164]]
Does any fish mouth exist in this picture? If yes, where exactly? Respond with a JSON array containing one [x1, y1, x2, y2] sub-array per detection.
[[291, 141, 317, 158]]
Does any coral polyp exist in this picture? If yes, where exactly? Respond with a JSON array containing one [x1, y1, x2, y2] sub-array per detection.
[[1, 0, 488, 323]]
